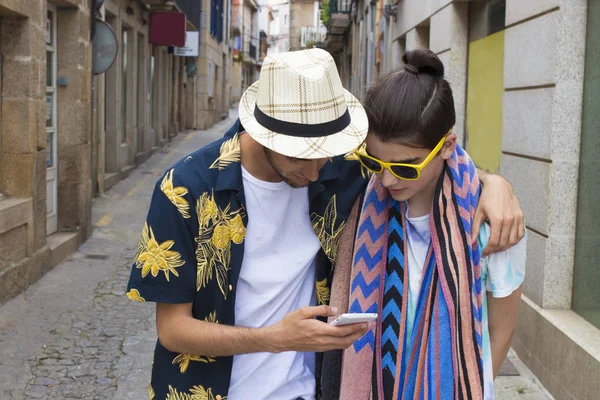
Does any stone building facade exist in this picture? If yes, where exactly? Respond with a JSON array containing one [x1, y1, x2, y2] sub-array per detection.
[[0, 0, 225, 306], [0, 0, 92, 304], [289, 0, 317, 50], [197, 0, 233, 129]]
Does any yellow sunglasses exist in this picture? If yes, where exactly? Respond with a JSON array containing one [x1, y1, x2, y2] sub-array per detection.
[[353, 134, 448, 181]]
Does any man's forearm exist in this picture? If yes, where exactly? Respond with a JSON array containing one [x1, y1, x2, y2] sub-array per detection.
[[157, 305, 275, 356]]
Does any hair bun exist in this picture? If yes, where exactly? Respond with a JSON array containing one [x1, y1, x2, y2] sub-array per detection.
[[402, 49, 445, 78]]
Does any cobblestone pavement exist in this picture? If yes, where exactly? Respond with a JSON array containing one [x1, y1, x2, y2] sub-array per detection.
[[0, 110, 552, 400], [0, 114, 234, 400]]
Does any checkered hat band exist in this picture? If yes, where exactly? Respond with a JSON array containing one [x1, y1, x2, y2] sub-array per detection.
[[254, 106, 351, 138]]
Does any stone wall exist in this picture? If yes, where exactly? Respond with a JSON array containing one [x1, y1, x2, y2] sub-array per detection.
[[0, 0, 92, 305], [197, 0, 231, 129], [499, 2, 600, 399]]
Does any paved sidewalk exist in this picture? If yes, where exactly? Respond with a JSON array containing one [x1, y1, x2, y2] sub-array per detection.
[[0, 114, 235, 399], [0, 110, 552, 399]]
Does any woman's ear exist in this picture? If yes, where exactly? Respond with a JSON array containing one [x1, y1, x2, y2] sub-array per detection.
[[440, 132, 457, 160]]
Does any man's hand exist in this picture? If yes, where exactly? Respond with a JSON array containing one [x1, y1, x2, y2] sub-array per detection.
[[266, 306, 369, 353], [473, 171, 525, 257]]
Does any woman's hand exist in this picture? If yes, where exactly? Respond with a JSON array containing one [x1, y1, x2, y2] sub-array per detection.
[[473, 171, 525, 256]]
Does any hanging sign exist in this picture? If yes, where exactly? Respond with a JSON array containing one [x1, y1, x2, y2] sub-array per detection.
[[174, 31, 199, 57]]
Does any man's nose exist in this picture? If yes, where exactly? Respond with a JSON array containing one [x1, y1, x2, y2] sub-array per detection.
[[303, 160, 323, 182]]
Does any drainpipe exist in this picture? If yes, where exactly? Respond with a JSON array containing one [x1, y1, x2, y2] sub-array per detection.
[[96, 3, 106, 194]]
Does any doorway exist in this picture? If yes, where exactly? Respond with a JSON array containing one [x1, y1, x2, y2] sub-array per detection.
[[46, 6, 58, 235]]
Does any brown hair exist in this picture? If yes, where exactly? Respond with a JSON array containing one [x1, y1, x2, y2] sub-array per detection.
[[364, 49, 455, 149]]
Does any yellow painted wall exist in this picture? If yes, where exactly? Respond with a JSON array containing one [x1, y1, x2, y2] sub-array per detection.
[[466, 30, 504, 173]]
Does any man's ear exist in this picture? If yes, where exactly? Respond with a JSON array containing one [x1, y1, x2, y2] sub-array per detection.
[[440, 133, 457, 160]]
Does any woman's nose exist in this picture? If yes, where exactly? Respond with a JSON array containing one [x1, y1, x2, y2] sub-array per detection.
[[380, 168, 399, 188]]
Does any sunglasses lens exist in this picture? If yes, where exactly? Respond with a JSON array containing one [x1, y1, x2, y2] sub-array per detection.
[[358, 155, 384, 173], [391, 165, 419, 180]]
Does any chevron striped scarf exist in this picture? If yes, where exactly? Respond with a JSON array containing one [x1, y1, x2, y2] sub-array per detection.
[[339, 145, 484, 400]]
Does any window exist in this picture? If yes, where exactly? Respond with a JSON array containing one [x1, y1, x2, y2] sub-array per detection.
[[46, 7, 58, 234], [210, 0, 224, 42], [207, 61, 214, 96], [469, 0, 506, 42], [214, 65, 219, 97], [572, 2, 600, 329], [121, 29, 129, 143]]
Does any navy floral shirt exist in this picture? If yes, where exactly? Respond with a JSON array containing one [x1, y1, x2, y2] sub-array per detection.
[[126, 120, 368, 400]]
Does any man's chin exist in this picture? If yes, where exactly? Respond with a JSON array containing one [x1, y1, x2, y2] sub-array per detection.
[[287, 179, 310, 189]]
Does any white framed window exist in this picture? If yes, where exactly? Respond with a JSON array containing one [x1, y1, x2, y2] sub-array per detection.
[[46, 6, 58, 234]]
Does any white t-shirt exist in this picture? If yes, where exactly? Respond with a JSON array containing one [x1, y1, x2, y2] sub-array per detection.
[[403, 205, 526, 400], [228, 166, 321, 400]]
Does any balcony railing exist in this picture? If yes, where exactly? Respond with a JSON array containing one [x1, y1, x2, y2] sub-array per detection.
[[301, 25, 327, 48], [330, 0, 352, 15], [328, 0, 353, 35]]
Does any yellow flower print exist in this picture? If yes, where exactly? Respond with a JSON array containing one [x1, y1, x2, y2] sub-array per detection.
[[135, 223, 185, 281], [166, 385, 226, 400], [166, 386, 192, 400], [211, 224, 231, 250], [190, 386, 226, 400], [311, 195, 345, 262], [209, 133, 241, 170], [160, 169, 191, 218], [197, 192, 219, 228], [229, 214, 246, 245], [149, 383, 155, 400], [172, 353, 216, 373], [195, 194, 245, 299], [316, 279, 330, 306], [126, 289, 145, 302]]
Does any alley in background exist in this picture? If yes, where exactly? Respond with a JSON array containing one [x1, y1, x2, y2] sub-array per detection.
[[0, 116, 234, 399]]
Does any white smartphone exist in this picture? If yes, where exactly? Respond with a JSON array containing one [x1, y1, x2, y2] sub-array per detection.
[[329, 313, 378, 326]]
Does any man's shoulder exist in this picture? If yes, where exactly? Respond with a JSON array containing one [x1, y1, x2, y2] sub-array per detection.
[[319, 156, 369, 192], [158, 121, 242, 193]]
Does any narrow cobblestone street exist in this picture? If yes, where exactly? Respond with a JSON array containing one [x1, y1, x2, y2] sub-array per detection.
[[0, 111, 552, 400], [0, 114, 234, 400]]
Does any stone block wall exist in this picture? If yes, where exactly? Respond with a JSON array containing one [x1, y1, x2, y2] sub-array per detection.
[[500, 2, 600, 399], [198, 0, 231, 130], [0, 0, 93, 305]]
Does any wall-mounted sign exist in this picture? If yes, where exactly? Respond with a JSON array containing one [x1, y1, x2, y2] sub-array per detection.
[[92, 20, 118, 75], [150, 12, 186, 47], [174, 31, 199, 57]]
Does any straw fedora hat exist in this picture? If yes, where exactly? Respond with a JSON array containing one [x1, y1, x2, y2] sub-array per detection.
[[238, 48, 368, 159]]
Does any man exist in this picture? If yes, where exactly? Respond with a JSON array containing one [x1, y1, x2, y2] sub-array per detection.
[[126, 49, 524, 400]]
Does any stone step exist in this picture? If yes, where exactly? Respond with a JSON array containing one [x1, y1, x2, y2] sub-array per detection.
[[47, 232, 79, 268]]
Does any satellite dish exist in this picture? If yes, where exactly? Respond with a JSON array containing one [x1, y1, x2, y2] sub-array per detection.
[[92, 20, 118, 75]]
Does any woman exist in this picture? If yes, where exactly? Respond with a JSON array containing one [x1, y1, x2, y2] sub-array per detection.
[[324, 49, 526, 400]]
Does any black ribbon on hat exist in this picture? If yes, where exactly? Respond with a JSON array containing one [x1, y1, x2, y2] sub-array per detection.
[[253, 105, 351, 138]]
